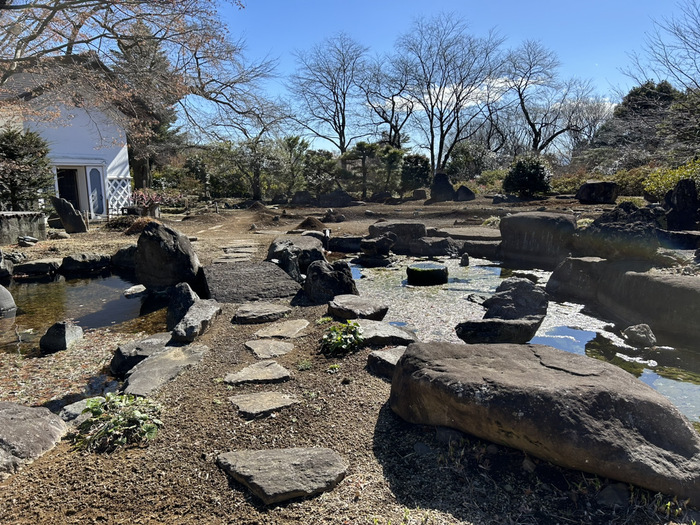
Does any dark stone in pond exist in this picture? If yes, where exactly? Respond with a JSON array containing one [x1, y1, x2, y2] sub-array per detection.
[[406, 263, 448, 286]]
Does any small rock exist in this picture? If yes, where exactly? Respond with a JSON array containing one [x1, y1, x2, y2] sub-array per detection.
[[622, 324, 657, 347], [123, 284, 147, 298], [355, 320, 418, 347], [39, 321, 83, 353]]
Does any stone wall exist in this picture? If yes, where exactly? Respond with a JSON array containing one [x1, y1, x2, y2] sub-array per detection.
[[0, 212, 47, 245]]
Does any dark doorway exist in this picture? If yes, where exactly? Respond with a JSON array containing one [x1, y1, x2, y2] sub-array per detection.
[[56, 169, 80, 209]]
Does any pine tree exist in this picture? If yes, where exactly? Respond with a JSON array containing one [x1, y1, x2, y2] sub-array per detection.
[[0, 128, 54, 211]]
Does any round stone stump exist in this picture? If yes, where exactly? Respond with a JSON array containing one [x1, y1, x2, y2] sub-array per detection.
[[406, 262, 448, 286]]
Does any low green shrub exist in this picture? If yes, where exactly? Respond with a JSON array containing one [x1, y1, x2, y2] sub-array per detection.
[[502, 156, 551, 197], [643, 160, 700, 200], [320, 321, 363, 356], [72, 393, 163, 453], [549, 173, 589, 195]]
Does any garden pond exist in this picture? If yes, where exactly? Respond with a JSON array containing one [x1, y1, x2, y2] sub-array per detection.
[[354, 257, 700, 423]]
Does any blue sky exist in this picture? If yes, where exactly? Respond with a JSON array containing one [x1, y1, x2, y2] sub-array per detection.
[[222, 0, 684, 100]]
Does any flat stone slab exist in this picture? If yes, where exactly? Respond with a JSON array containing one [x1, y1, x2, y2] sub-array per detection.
[[327, 294, 388, 321], [110, 332, 173, 377], [212, 254, 254, 263], [356, 319, 418, 347], [224, 361, 291, 385], [390, 342, 700, 506], [254, 319, 309, 339], [234, 303, 292, 324], [367, 346, 406, 379], [229, 391, 300, 418], [122, 344, 209, 397], [0, 402, 68, 480], [244, 340, 295, 359], [217, 447, 348, 504], [203, 262, 301, 303]]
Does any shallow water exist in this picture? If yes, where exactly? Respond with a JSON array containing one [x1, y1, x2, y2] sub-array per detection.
[[355, 257, 700, 422], [0, 274, 161, 353]]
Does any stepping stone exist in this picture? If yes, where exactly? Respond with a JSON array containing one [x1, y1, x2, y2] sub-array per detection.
[[0, 402, 68, 480], [217, 447, 348, 504], [254, 319, 309, 339], [356, 319, 418, 347], [122, 344, 209, 397], [367, 346, 407, 379], [229, 391, 299, 418], [328, 294, 389, 321], [204, 262, 300, 303], [234, 303, 292, 324], [224, 361, 291, 385], [244, 340, 295, 359]]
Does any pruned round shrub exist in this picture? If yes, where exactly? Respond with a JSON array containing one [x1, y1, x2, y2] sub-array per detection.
[[502, 156, 551, 197]]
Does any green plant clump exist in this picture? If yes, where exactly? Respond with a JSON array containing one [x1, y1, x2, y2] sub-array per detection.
[[643, 159, 700, 200], [502, 155, 551, 198], [320, 321, 363, 356], [72, 393, 163, 453]]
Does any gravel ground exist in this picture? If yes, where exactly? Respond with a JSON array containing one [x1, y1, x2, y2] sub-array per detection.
[[0, 200, 697, 524]]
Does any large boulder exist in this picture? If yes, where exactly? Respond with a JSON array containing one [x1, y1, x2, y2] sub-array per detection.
[[0, 402, 68, 480], [368, 220, 427, 255], [0, 284, 16, 315], [13, 258, 61, 278], [665, 178, 698, 231], [135, 222, 201, 291], [171, 299, 222, 342], [545, 257, 608, 305], [360, 233, 396, 256], [50, 196, 88, 233], [290, 191, 317, 206], [111, 245, 137, 271], [166, 282, 200, 330], [575, 180, 619, 204], [499, 212, 576, 269], [455, 185, 476, 202], [390, 342, 700, 505], [303, 260, 357, 304], [59, 253, 110, 275], [318, 189, 354, 208], [429, 173, 456, 202], [573, 201, 660, 260], [267, 235, 325, 281], [203, 262, 301, 303], [455, 317, 543, 344], [408, 236, 460, 257], [482, 277, 548, 320]]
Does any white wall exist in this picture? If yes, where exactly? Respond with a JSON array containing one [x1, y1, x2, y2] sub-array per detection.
[[26, 102, 129, 180]]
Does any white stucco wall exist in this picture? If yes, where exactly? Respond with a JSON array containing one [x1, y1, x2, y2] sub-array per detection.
[[26, 102, 129, 179]]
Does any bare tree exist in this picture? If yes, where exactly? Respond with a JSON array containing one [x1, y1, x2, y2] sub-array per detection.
[[0, 0, 275, 155], [502, 40, 595, 157], [288, 32, 368, 156], [358, 54, 414, 148], [396, 14, 504, 173]]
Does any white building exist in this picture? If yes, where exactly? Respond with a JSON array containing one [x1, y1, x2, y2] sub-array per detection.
[[0, 57, 133, 218]]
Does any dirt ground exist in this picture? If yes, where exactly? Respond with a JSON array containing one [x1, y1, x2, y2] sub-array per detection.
[[0, 197, 696, 525]]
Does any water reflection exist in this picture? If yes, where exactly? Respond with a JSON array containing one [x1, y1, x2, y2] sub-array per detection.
[[1, 273, 161, 353], [356, 257, 700, 422]]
